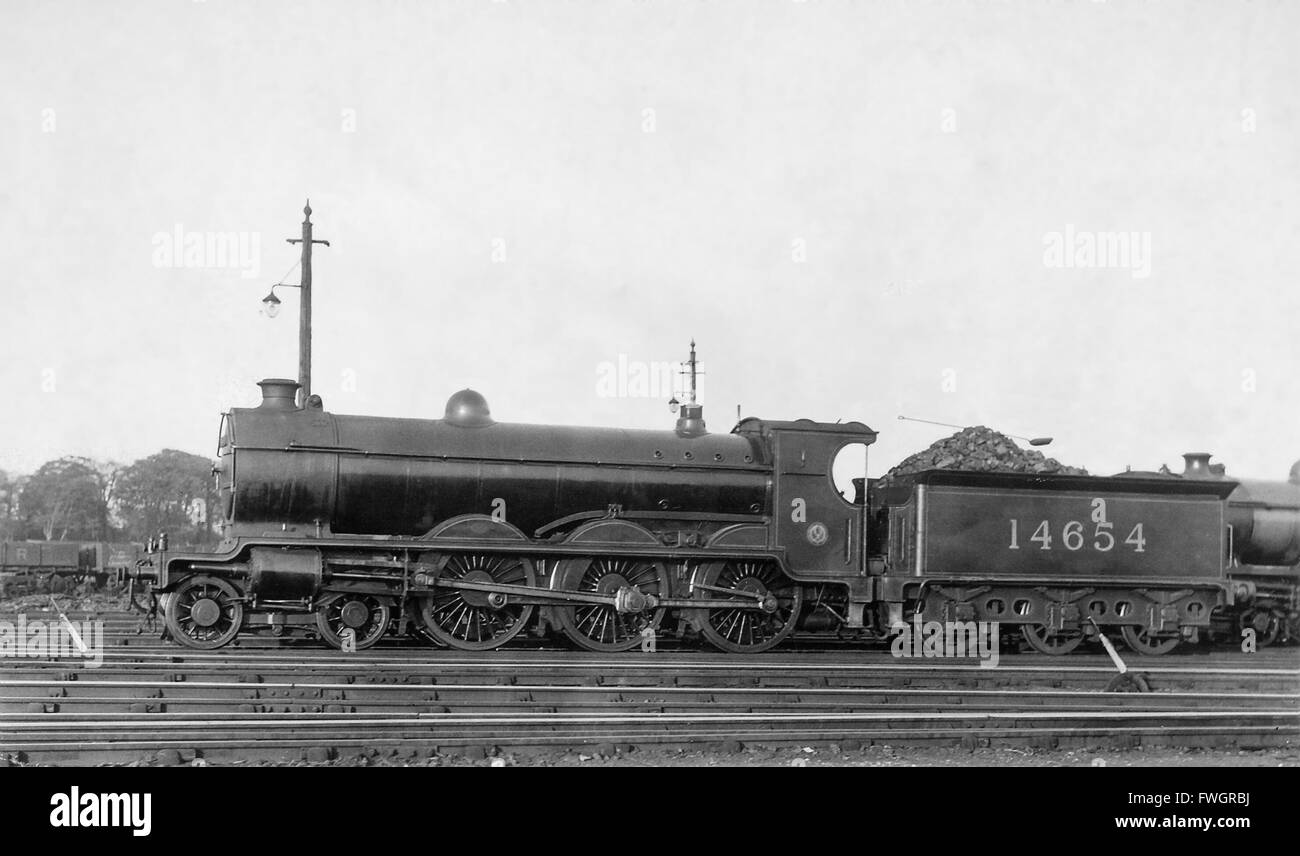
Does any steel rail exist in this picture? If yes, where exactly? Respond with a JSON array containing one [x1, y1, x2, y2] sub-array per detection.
[[5, 702, 1294, 723], [5, 671, 1294, 692], [4, 654, 1298, 677], [6, 723, 1292, 756]]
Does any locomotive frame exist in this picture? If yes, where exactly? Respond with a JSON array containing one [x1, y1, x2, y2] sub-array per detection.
[[152, 397, 881, 654]]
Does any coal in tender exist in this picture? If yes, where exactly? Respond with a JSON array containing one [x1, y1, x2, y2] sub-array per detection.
[[879, 426, 1087, 487]]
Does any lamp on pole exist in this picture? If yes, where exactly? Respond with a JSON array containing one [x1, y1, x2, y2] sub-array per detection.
[[261, 201, 329, 406]]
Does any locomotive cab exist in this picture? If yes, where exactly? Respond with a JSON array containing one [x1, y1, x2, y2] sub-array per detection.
[[734, 417, 877, 580]]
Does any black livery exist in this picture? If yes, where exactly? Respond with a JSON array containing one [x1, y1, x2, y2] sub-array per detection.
[[141, 377, 1299, 655]]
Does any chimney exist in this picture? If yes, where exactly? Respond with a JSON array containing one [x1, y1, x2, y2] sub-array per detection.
[[675, 403, 707, 438], [1182, 452, 1215, 479], [257, 378, 301, 410]]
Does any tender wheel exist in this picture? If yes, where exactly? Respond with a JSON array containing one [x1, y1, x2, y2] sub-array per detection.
[[1120, 625, 1181, 656], [1021, 623, 1084, 655], [419, 553, 536, 650], [693, 560, 802, 654], [316, 594, 392, 650], [164, 575, 244, 649], [553, 556, 669, 652]]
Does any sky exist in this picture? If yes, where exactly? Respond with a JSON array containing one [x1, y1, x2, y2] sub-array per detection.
[[1, 0, 1296, 482]]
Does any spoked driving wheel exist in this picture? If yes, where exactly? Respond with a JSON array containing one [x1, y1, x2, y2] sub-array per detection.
[[164, 575, 244, 649], [315, 593, 393, 650], [419, 553, 536, 650], [553, 556, 669, 652], [1120, 624, 1181, 656], [693, 560, 802, 654], [1021, 623, 1084, 655]]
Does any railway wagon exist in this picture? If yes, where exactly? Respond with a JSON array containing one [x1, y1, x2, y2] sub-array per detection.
[[140, 375, 1264, 656], [0, 541, 81, 595], [0, 540, 144, 588], [871, 470, 1237, 654], [0, 541, 80, 573], [82, 542, 145, 583]]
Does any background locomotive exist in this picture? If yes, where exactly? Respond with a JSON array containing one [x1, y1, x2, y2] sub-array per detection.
[[139, 370, 1300, 656], [1209, 462, 1300, 646]]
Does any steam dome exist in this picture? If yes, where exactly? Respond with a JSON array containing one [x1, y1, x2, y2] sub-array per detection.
[[444, 389, 493, 427]]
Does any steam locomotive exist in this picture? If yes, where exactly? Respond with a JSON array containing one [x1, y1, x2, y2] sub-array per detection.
[[142, 375, 1300, 655]]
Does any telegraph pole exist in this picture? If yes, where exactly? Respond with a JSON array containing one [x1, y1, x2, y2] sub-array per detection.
[[286, 201, 329, 405]]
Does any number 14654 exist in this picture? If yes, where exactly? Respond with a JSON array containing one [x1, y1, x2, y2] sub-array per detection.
[[1009, 519, 1146, 553]]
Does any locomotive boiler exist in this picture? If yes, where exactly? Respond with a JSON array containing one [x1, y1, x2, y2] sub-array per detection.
[[217, 379, 771, 540], [145, 372, 1299, 657]]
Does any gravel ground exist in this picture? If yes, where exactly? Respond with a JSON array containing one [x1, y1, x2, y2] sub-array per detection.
[[286, 745, 1300, 768], [11, 744, 1292, 769], [0, 588, 135, 614]]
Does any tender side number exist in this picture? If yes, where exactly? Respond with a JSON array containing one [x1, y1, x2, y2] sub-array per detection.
[[1008, 519, 1146, 553]]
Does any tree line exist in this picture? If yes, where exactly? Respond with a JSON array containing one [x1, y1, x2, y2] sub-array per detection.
[[0, 450, 219, 548]]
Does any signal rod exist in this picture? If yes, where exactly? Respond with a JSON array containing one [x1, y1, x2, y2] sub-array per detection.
[[897, 415, 1053, 447], [686, 339, 699, 404]]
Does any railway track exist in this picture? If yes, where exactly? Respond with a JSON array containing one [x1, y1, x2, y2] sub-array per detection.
[[7, 607, 1298, 662], [5, 708, 1296, 766], [2, 621, 1297, 764], [5, 651, 1300, 691]]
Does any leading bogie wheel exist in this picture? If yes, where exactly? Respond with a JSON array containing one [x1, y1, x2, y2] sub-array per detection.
[[316, 593, 393, 650], [164, 574, 244, 649], [1240, 610, 1281, 648]]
